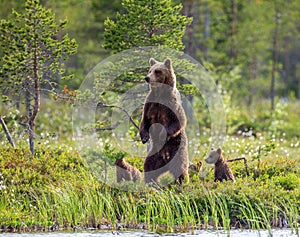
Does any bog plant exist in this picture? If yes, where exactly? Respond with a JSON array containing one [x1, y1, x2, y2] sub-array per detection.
[[0, 142, 299, 233], [82, 143, 128, 183]]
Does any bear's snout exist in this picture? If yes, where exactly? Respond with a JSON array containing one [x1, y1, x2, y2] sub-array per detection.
[[205, 157, 215, 164], [145, 76, 150, 83]]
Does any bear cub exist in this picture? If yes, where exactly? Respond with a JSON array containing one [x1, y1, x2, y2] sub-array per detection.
[[205, 148, 235, 183], [139, 58, 189, 184], [115, 158, 142, 183]]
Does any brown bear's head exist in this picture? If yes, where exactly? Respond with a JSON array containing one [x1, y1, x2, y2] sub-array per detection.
[[205, 148, 222, 164], [145, 58, 176, 88]]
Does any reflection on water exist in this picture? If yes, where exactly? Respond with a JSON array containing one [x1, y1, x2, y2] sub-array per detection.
[[0, 229, 299, 237]]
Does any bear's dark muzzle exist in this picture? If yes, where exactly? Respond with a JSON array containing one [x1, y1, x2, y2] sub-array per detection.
[[145, 76, 150, 83]]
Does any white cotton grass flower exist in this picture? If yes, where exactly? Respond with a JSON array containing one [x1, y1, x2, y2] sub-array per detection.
[[0, 174, 5, 190]]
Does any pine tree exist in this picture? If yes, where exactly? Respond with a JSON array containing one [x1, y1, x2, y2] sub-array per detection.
[[0, 0, 77, 155]]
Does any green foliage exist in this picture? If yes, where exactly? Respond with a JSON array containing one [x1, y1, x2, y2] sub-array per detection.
[[0, 0, 77, 154], [103, 0, 192, 52], [0, 1, 300, 233], [83, 144, 127, 165], [251, 157, 297, 181], [191, 0, 300, 104], [226, 99, 300, 140], [0, 99, 74, 147], [0, 138, 299, 232], [251, 141, 276, 162], [0, 145, 299, 232], [0, 0, 77, 99], [0, 145, 88, 191], [44, 0, 118, 89], [273, 173, 300, 191], [96, 0, 194, 142], [102, 143, 127, 163], [81, 143, 130, 184], [2, 0, 300, 103]]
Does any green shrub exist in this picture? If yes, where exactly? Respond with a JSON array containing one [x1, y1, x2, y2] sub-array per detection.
[[0, 145, 91, 191], [273, 173, 300, 191]]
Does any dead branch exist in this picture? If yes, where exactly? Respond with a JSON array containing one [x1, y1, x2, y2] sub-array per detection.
[[0, 116, 15, 148], [97, 103, 139, 130], [227, 157, 249, 176], [95, 121, 121, 131]]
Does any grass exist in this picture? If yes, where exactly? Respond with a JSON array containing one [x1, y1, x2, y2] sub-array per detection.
[[0, 144, 299, 234], [0, 100, 299, 234]]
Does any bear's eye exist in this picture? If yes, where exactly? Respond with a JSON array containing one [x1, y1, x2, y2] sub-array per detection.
[[154, 69, 162, 75]]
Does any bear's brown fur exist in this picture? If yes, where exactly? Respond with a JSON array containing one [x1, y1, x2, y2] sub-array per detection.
[[139, 58, 189, 184], [205, 148, 235, 182], [115, 158, 142, 183]]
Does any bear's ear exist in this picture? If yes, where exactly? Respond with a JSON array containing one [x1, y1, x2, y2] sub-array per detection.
[[164, 58, 173, 70], [217, 148, 222, 155], [149, 58, 158, 66]]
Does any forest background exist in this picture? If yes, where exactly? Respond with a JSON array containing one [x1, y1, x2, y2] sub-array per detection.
[[1, 0, 300, 103], [1, 0, 300, 145]]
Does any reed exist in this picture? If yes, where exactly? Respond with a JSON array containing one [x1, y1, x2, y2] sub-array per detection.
[[1, 181, 299, 234], [0, 146, 299, 234]]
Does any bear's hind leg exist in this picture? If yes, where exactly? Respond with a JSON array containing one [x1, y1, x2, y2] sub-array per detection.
[[144, 153, 166, 184], [176, 171, 189, 184]]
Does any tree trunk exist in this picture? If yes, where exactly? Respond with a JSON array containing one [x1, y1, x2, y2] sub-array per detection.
[[182, 0, 194, 57], [27, 32, 41, 156], [298, 75, 300, 100], [296, 62, 300, 99], [204, 2, 210, 60], [230, 0, 237, 60], [29, 120, 35, 155], [25, 90, 34, 156], [0, 116, 15, 148], [271, 5, 279, 111], [248, 55, 257, 106], [283, 37, 290, 98]]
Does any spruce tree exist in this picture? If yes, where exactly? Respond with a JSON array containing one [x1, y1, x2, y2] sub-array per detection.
[[103, 0, 192, 52]]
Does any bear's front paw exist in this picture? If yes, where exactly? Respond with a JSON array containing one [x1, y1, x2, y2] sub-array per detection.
[[140, 131, 150, 144]]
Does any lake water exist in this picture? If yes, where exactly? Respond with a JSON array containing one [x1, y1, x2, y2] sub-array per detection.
[[1, 229, 299, 237]]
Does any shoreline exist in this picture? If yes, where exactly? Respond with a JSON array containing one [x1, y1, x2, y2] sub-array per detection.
[[0, 218, 298, 234]]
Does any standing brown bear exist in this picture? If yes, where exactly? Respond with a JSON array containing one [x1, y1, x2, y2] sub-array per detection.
[[139, 58, 189, 184], [205, 148, 235, 182]]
